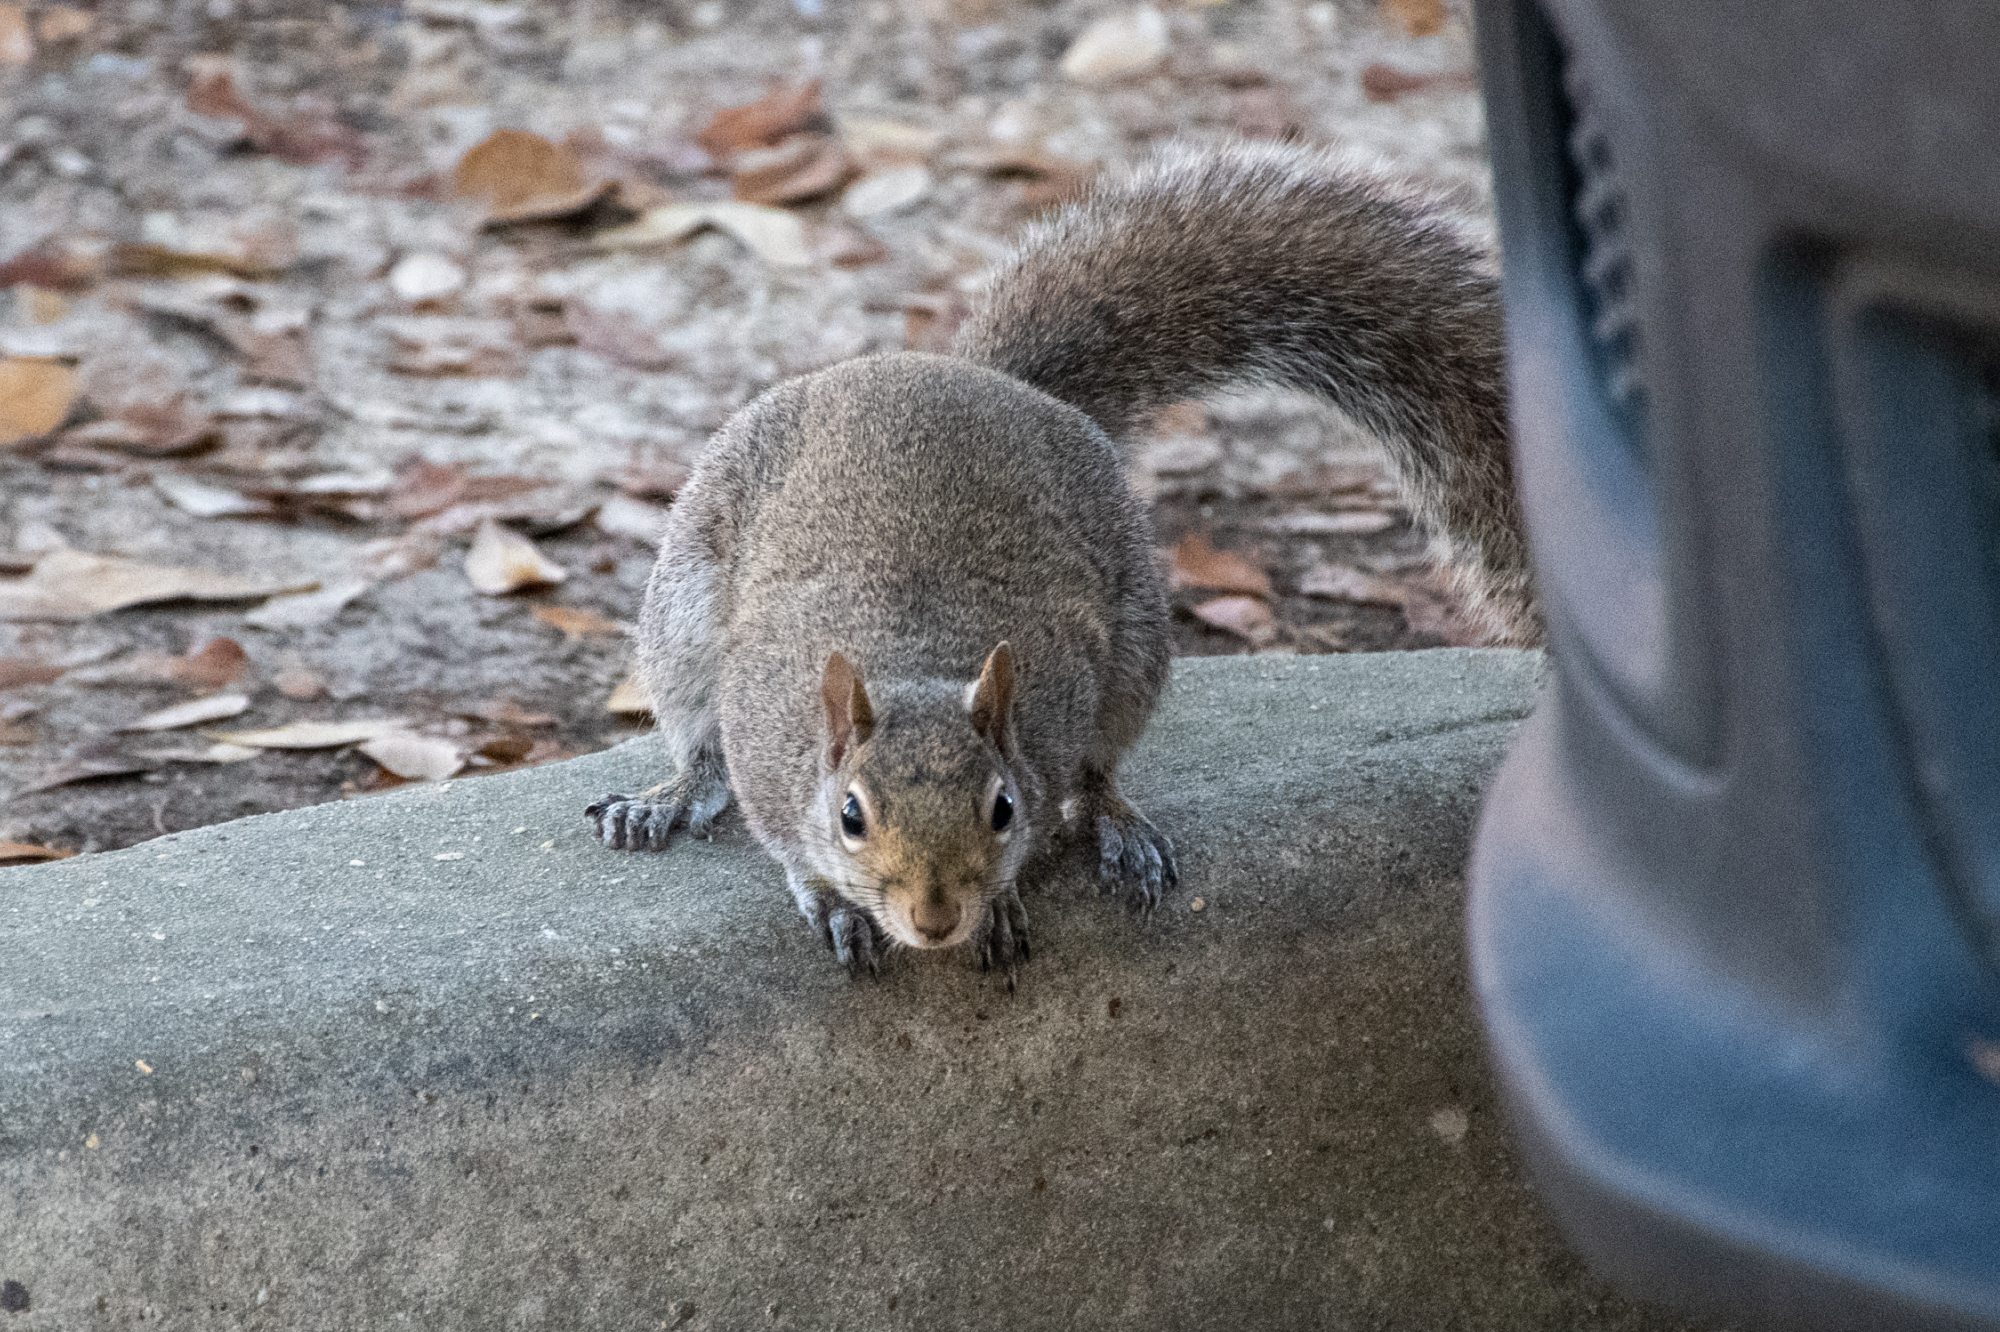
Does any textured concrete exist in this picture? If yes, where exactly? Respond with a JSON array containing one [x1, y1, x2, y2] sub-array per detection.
[[0, 651, 1716, 1331]]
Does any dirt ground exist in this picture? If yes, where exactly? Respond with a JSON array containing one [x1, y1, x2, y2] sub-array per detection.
[[0, 0, 1494, 856]]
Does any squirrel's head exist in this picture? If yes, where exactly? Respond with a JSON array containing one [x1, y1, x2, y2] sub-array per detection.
[[814, 644, 1028, 951]]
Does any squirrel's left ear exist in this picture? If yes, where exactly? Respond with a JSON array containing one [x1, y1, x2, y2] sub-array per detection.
[[968, 641, 1015, 756], [821, 651, 873, 769]]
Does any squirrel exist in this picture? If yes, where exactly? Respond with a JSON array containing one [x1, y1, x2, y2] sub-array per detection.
[[585, 141, 1530, 983]]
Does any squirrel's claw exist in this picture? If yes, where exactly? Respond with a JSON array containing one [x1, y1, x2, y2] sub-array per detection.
[[1096, 810, 1179, 915], [977, 888, 1030, 989], [826, 904, 881, 979], [585, 794, 679, 851]]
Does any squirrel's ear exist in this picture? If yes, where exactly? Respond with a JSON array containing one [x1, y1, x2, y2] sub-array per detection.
[[821, 651, 874, 767], [969, 642, 1015, 755]]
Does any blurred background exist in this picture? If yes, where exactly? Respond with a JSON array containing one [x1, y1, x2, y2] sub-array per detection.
[[0, 0, 1493, 855]]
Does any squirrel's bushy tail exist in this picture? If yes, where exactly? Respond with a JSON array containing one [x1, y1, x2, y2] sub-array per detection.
[[954, 142, 1536, 645]]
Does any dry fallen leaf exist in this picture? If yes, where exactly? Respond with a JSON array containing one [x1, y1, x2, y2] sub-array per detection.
[[61, 399, 222, 458], [565, 303, 679, 371], [0, 550, 315, 620], [1360, 62, 1476, 102], [1191, 595, 1277, 646], [66, 638, 250, 691], [117, 693, 252, 733], [600, 456, 690, 501], [1298, 564, 1409, 606], [696, 80, 830, 156], [0, 840, 73, 863], [0, 658, 64, 689], [451, 129, 613, 224], [185, 60, 365, 168], [0, 357, 79, 446], [1169, 533, 1274, 599], [0, 4, 30, 64], [465, 517, 566, 594], [243, 578, 371, 630], [0, 239, 103, 292], [11, 753, 159, 797], [273, 665, 326, 699], [532, 605, 624, 642], [594, 495, 669, 543], [595, 203, 811, 268], [1060, 6, 1170, 84], [606, 675, 651, 715], [730, 134, 855, 207], [135, 741, 260, 764], [152, 474, 277, 519], [1381, 0, 1446, 37], [379, 316, 524, 378], [468, 698, 558, 728], [843, 166, 932, 219], [358, 732, 464, 781], [33, 5, 90, 42], [207, 719, 411, 749]]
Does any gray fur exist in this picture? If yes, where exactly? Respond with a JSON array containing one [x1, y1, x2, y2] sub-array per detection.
[[590, 142, 1533, 977], [955, 141, 1536, 644]]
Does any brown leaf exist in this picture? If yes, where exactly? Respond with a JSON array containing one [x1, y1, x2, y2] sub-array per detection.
[[379, 315, 524, 378], [903, 291, 969, 354], [185, 63, 364, 168], [0, 841, 75, 864], [513, 297, 575, 349], [467, 698, 557, 728], [474, 732, 535, 764], [464, 517, 566, 595], [958, 148, 1099, 212], [600, 456, 690, 501], [110, 243, 281, 281], [0, 241, 102, 292], [177, 638, 251, 690], [451, 129, 612, 224], [565, 304, 679, 371], [59, 399, 222, 458], [0, 4, 30, 64], [1232, 86, 1303, 141], [1381, 0, 1446, 37], [814, 225, 890, 271], [696, 81, 830, 156], [532, 605, 623, 642], [0, 358, 79, 446], [730, 134, 856, 207], [0, 658, 64, 689], [1191, 595, 1277, 646], [1170, 533, 1273, 599], [34, 6, 90, 42], [1360, 62, 1477, 102]]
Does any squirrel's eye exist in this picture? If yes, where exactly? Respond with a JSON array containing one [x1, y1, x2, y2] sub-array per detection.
[[840, 792, 866, 839], [991, 791, 1014, 833]]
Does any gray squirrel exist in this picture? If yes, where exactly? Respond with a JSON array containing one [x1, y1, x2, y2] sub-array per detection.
[[586, 141, 1530, 982]]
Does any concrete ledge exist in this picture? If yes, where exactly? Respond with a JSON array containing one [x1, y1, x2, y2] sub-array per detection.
[[1, 650, 1707, 1330]]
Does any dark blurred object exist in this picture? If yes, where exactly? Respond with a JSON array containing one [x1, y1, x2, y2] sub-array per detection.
[[1468, 2, 2000, 1329]]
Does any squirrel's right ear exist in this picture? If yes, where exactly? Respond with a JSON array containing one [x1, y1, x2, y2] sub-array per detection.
[[821, 651, 874, 768]]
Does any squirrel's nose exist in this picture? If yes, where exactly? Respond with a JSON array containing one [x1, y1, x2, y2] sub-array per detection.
[[911, 900, 960, 945]]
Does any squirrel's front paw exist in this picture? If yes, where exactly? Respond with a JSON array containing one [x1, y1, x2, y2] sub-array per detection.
[[1096, 808, 1179, 914], [976, 887, 1030, 989], [823, 903, 883, 979], [585, 768, 731, 852]]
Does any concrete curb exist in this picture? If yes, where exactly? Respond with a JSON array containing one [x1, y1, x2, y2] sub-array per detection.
[[1, 651, 1711, 1330]]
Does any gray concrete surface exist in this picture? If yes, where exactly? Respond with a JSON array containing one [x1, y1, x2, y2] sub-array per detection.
[[0, 651, 1718, 1331]]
